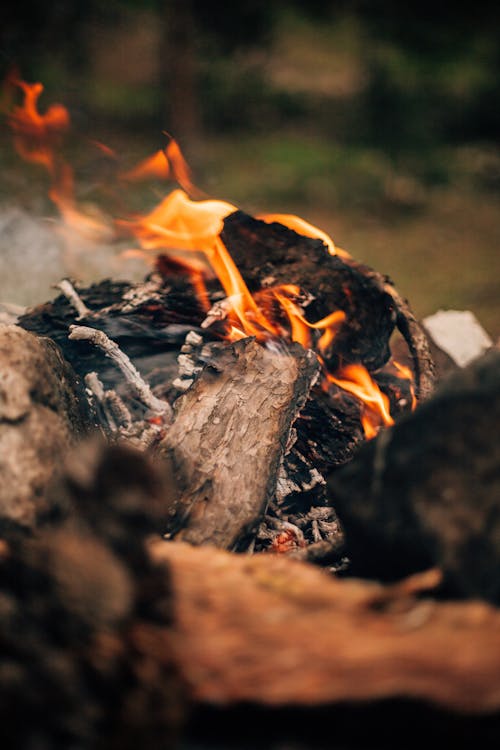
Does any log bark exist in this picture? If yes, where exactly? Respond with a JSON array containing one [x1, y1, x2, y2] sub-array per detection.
[[153, 540, 500, 715], [0, 325, 91, 530], [327, 348, 500, 603], [160, 338, 320, 548]]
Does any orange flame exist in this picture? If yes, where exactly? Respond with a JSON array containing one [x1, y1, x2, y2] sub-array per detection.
[[392, 360, 417, 410], [7, 79, 69, 174], [269, 284, 346, 353], [6, 78, 413, 440], [7, 77, 110, 241], [326, 364, 394, 438], [120, 149, 170, 182], [120, 135, 202, 197]]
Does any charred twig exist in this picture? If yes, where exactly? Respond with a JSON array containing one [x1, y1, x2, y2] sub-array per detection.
[[55, 279, 92, 320], [84, 372, 133, 434], [69, 325, 172, 420]]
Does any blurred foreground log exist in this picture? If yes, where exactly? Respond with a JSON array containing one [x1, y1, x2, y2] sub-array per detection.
[[153, 540, 500, 714], [0, 440, 184, 749], [0, 325, 91, 530]]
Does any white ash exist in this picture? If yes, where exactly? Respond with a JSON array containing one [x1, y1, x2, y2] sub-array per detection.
[[201, 298, 232, 328]]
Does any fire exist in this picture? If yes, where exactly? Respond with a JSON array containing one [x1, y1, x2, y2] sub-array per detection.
[[120, 149, 170, 182], [6, 77, 417, 439], [392, 360, 417, 410], [120, 136, 203, 198], [7, 79, 69, 173], [326, 364, 394, 438], [7, 77, 110, 241]]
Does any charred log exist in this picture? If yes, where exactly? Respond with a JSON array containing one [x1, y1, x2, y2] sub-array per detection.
[[327, 349, 500, 603], [220, 211, 434, 399]]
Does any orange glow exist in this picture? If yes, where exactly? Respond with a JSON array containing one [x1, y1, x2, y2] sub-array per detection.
[[90, 140, 117, 158], [124, 189, 277, 339], [327, 364, 394, 438], [259, 213, 350, 259]]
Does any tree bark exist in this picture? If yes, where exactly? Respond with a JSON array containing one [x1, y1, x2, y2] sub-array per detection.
[[160, 338, 319, 548]]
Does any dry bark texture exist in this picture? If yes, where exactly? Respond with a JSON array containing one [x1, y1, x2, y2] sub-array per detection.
[[153, 540, 500, 714], [160, 338, 319, 548], [328, 348, 500, 603], [0, 325, 91, 529]]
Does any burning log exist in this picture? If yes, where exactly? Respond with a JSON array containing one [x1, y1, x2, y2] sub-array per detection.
[[0, 325, 91, 531], [221, 210, 435, 400], [327, 348, 500, 603], [160, 338, 319, 549]]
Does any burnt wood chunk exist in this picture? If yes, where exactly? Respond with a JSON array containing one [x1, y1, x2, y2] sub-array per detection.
[[0, 325, 91, 530], [160, 338, 319, 549], [221, 211, 435, 400], [327, 349, 500, 603], [221, 211, 397, 371]]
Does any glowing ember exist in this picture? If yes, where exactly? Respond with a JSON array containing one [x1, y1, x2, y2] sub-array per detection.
[[5, 77, 418, 439]]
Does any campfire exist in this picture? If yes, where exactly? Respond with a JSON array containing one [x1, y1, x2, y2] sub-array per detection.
[[1, 77, 499, 749]]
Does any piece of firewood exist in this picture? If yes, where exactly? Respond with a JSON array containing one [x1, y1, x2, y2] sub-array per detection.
[[152, 540, 500, 714], [160, 338, 319, 549], [327, 348, 500, 603], [0, 325, 92, 530]]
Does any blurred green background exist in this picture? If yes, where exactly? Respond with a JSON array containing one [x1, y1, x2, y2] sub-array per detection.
[[1, 0, 499, 336]]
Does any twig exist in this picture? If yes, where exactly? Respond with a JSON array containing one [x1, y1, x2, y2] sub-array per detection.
[[84, 371, 134, 434], [55, 278, 92, 320], [69, 324, 172, 420]]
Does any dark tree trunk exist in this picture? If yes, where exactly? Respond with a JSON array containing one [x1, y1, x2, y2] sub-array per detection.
[[160, 0, 201, 146]]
